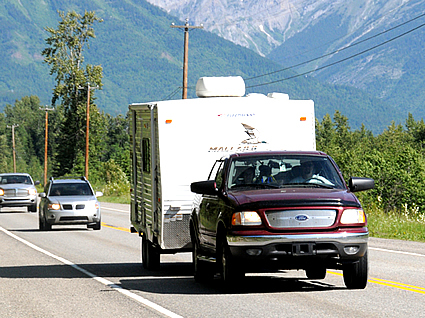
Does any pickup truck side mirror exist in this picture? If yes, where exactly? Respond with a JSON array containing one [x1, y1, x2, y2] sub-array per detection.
[[349, 177, 375, 192], [190, 180, 218, 195]]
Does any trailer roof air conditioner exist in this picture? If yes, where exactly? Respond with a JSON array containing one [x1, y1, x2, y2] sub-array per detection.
[[196, 76, 245, 98]]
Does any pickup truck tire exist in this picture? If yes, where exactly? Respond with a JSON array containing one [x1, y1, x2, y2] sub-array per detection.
[[343, 251, 368, 289], [193, 242, 213, 282], [218, 237, 244, 284], [28, 203, 37, 212], [305, 265, 327, 280], [142, 235, 160, 270]]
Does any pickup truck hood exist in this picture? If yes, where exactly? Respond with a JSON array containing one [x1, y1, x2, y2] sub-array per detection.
[[229, 187, 361, 209]]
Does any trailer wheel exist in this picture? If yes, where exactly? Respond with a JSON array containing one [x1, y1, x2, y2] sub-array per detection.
[[141, 235, 160, 270], [343, 251, 368, 289]]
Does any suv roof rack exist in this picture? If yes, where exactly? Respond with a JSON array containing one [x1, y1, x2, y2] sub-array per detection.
[[49, 176, 87, 181]]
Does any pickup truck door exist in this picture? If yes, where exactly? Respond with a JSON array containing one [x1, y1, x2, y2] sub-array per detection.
[[198, 159, 225, 249]]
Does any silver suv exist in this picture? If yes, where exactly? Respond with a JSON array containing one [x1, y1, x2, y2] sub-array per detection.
[[0, 173, 40, 212], [38, 177, 103, 231]]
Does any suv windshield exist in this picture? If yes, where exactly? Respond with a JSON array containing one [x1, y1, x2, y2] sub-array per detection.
[[49, 183, 93, 196], [227, 154, 346, 190]]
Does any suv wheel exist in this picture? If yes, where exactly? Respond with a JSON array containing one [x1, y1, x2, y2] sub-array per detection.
[[88, 221, 101, 230], [38, 215, 44, 230], [343, 251, 368, 289], [39, 215, 51, 231]]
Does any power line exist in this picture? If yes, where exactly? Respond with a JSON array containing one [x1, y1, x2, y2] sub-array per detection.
[[246, 11, 425, 81], [247, 20, 425, 88], [163, 87, 182, 100]]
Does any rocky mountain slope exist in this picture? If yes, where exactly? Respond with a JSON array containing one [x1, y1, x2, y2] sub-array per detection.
[[146, 0, 412, 56]]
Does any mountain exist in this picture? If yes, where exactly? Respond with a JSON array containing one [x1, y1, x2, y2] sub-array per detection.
[[0, 0, 404, 133], [146, 0, 425, 129]]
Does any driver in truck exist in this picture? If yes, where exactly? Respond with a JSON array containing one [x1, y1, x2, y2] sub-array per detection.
[[291, 160, 333, 185]]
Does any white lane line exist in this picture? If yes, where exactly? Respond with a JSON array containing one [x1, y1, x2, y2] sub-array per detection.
[[0, 226, 183, 318], [369, 246, 425, 257], [101, 207, 129, 213]]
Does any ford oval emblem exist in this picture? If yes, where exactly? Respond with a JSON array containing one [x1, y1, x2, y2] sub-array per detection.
[[295, 214, 309, 222]]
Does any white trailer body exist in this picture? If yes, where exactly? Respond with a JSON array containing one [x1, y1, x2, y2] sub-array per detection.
[[129, 76, 316, 268]]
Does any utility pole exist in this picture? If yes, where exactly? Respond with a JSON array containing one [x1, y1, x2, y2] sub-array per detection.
[[7, 124, 19, 173], [171, 19, 203, 99], [79, 82, 99, 179], [39, 106, 54, 186]]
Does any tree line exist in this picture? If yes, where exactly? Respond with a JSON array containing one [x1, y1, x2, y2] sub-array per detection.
[[0, 94, 130, 195], [316, 111, 425, 217]]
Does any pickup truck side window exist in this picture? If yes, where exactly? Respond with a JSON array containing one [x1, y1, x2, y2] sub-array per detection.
[[208, 159, 225, 188]]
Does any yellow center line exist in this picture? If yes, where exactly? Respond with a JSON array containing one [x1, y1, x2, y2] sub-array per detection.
[[327, 270, 425, 294], [101, 222, 131, 233]]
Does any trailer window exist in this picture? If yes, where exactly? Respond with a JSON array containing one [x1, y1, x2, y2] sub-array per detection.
[[142, 138, 150, 173]]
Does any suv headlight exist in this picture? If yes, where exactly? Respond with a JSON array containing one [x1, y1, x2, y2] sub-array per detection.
[[232, 211, 262, 226], [48, 203, 61, 210], [340, 209, 366, 224]]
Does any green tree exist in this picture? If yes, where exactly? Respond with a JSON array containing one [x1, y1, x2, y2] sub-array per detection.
[[2, 96, 45, 179], [42, 10, 103, 177], [0, 112, 12, 173]]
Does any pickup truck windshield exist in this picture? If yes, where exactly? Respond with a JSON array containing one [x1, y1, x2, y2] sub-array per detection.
[[227, 154, 346, 190]]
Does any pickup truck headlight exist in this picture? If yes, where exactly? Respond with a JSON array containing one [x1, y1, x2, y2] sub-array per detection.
[[28, 189, 37, 195], [340, 208, 366, 224], [0, 189, 4, 196], [232, 211, 262, 226]]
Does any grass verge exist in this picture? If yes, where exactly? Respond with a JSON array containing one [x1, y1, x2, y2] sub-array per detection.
[[367, 208, 425, 242]]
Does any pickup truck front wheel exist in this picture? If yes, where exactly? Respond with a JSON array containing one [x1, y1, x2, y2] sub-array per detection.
[[218, 237, 244, 284], [343, 251, 368, 289]]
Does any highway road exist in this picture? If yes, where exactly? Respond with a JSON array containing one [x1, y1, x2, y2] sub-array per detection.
[[1, 202, 424, 318]]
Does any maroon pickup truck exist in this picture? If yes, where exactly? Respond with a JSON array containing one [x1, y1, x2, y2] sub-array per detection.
[[190, 151, 374, 289]]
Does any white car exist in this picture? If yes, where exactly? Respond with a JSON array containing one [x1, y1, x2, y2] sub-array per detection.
[[38, 177, 103, 231], [0, 173, 40, 212]]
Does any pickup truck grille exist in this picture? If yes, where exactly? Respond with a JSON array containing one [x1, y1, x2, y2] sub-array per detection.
[[3, 189, 28, 197], [265, 209, 337, 228]]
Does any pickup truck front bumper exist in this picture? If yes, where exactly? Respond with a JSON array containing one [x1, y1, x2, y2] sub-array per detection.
[[226, 229, 368, 266]]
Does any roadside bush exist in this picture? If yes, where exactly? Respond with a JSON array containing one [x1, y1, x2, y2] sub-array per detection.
[[98, 159, 130, 196]]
